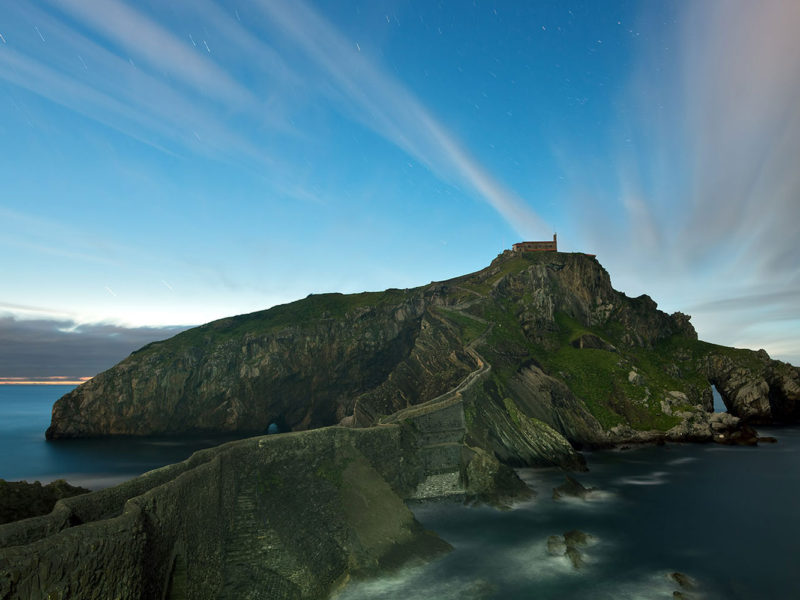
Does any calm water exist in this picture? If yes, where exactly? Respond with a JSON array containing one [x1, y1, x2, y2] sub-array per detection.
[[340, 430, 800, 600], [3, 386, 800, 598], [0, 385, 245, 489]]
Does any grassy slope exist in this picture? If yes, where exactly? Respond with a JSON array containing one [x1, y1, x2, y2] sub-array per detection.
[[125, 251, 742, 433], [132, 289, 413, 359], [436, 255, 716, 432]]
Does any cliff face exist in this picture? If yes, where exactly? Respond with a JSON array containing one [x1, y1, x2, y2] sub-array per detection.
[[0, 426, 458, 600], [47, 251, 800, 455]]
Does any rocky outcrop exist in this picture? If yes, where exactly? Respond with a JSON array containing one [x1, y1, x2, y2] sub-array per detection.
[[0, 426, 454, 600], [552, 475, 595, 501], [546, 529, 595, 569], [704, 352, 800, 424], [504, 363, 604, 447], [462, 445, 533, 508], [46, 293, 430, 438], [46, 250, 800, 461], [0, 480, 89, 525], [570, 333, 617, 352]]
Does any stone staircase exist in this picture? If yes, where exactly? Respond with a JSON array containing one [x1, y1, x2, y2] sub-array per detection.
[[381, 345, 492, 500], [220, 480, 300, 600]]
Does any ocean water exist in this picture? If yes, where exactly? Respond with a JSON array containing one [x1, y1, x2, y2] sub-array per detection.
[[338, 430, 800, 600], [3, 386, 800, 598], [0, 385, 245, 489]]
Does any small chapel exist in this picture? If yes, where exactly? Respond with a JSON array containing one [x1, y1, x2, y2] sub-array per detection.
[[512, 234, 557, 253]]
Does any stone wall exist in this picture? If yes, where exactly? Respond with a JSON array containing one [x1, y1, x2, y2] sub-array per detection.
[[0, 426, 452, 600], [1, 367, 543, 600]]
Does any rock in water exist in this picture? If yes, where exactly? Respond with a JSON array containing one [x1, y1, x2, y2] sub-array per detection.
[[552, 475, 594, 500], [563, 529, 593, 547], [565, 546, 584, 569], [546, 529, 594, 569], [546, 535, 566, 556], [667, 571, 695, 589], [668, 571, 698, 598]]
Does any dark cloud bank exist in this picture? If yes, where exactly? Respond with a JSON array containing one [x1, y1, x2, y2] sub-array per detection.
[[0, 316, 191, 378]]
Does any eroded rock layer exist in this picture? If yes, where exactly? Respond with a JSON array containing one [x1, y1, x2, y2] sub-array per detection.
[[47, 251, 800, 454], [1, 426, 456, 600]]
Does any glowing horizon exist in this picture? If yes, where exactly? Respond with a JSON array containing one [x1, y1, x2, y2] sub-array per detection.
[[0, 376, 92, 385]]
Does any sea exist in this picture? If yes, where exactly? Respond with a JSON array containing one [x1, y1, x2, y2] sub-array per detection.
[[3, 385, 800, 599], [0, 385, 244, 489]]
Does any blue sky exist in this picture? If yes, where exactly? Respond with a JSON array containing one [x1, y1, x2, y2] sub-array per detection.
[[1, 0, 799, 376]]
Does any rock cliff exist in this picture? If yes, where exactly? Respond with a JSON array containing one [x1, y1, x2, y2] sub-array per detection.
[[47, 251, 800, 456], [1, 426, 457, 600]]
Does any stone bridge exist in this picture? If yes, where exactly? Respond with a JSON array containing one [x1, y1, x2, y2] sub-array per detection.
[[0, 361, 499, 600]]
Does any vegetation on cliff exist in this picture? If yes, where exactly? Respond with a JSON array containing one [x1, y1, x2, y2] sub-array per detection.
[[47, 251, 800, 459], [8, 250, 800, 599]]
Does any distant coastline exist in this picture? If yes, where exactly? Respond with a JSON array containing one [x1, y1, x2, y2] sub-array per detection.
[[0, 377, 91, 386]]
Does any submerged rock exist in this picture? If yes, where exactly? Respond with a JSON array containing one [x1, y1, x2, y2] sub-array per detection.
[[461, 578, 496, 600], [546, 529, 595, 569], [668, 571, 695, 589], [546, 535, 566, 556], [552, 475, 595, 500], [565, 546, 584, 569], [563, 529, 593, 547]]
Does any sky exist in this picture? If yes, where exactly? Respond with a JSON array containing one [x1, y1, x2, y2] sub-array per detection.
[[1, 0, 799, 380]]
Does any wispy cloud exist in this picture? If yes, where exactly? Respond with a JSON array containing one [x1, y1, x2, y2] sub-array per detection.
[[0, 2, 279, 167], [687, 288, 800, 316], [1, 1, 546, 236], [252, 0, 550, 237], [676, 1, 800, 275], [557, 0, 800, 361], [0, 315, 190, 378], [45, 0, 254, 107]]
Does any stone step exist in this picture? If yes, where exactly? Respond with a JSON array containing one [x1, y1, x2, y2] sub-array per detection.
[[410, 471, 464, 500]]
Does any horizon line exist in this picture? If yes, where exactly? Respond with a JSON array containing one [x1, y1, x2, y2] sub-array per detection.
[[0, 377, 92, 385]]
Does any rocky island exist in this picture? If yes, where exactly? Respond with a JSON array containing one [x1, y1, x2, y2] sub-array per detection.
[[3, 250, 799, 599]]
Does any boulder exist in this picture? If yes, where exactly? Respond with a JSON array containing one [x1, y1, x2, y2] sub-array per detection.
[[666, 418, 712, 442], [709, 412, 740, 431], [564, 529, 593, 547], [714, 423, 760, 446], [565, 546, 584, 569], [628, 370, 644, 386], [546, 535, 566, 556], [667, 571, 695, 589], [552, 475, 594, 500], [667, 571, 697, 598], [463, 445, 533, 508], [546, 529, 594, 569]]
